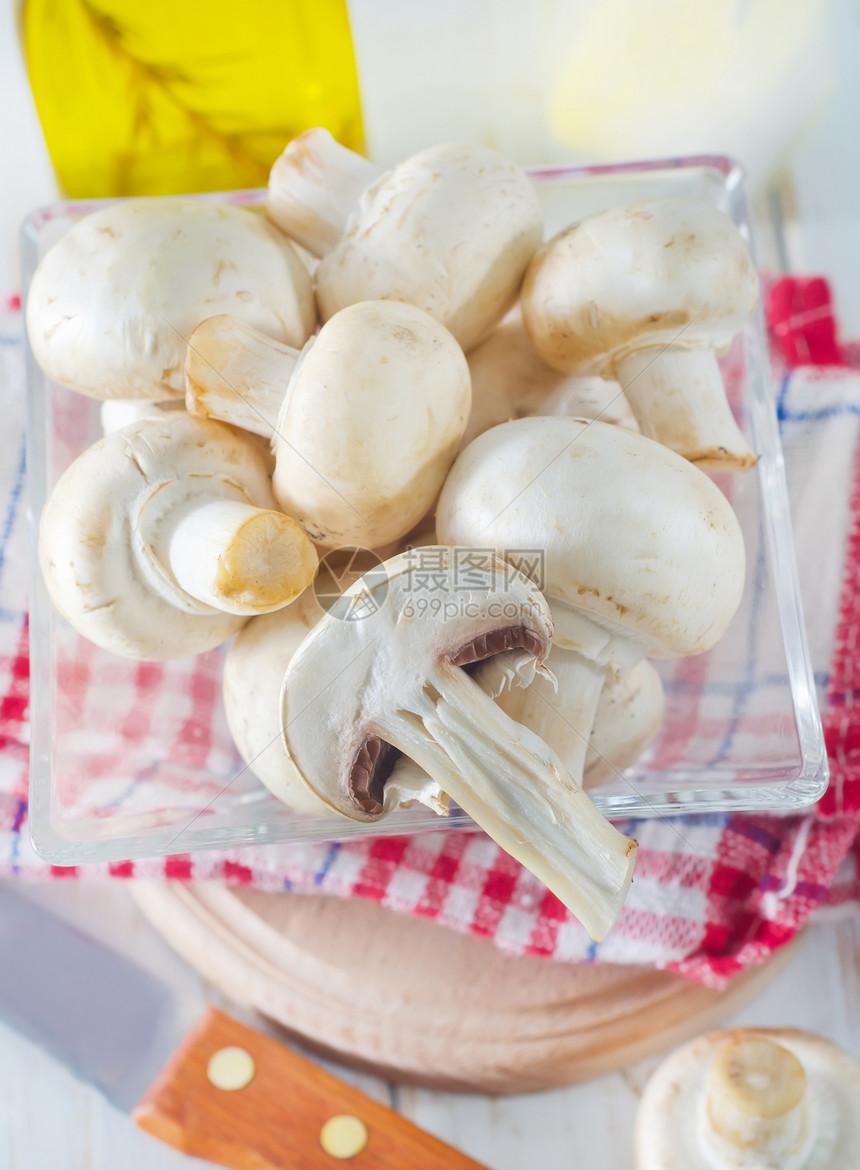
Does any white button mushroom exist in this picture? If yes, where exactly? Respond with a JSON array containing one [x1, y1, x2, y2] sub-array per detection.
[[279, 548, 638, 941], [464, 318, 637, 450], [226, 583, 661, 816], [266, 128, 543, 351], [26, 198, 316, 400], [581, 659, 665, 789], [494, 655, 665, 792], [223, 591, 339, 818], [224, 577, 448, 819], [39, 414, 318, 660], [635, 1028, 860, 1169], [436, 416, 745, 795], [185, 302, 471, 549], [521, 197, 760, 471]]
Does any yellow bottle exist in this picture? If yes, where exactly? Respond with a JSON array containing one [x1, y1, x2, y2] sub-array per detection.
[[23, 0, 363, 197]]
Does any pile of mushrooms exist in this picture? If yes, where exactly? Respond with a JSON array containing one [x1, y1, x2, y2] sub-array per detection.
[[436, 415, 745, 791], [29, 127, 760, 937]]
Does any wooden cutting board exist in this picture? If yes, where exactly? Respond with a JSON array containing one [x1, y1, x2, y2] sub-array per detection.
[[131, 883, 788, 1095]]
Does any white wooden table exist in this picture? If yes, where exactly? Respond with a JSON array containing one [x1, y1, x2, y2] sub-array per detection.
[[2, 1, 860, 1166]]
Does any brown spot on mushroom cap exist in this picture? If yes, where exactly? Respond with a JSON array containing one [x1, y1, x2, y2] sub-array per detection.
[[643, 309, 689, 329], [348, 624, 548, 815]]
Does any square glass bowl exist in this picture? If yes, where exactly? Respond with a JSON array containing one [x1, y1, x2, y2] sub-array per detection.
[[23, 155, 827, 864]]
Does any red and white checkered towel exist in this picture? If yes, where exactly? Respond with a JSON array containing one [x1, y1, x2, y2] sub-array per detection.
[[2, 285, 860, 989]]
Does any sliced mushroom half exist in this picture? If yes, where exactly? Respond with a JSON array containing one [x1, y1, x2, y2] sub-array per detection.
[[226, 581, 662, 817], [279, 547, 638, 941]]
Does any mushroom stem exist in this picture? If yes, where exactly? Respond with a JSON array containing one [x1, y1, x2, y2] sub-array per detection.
[[266, 128, 382, 258], [185, 315, 300, 438], [492, 646, 606, 786], [701, 1038, 815, 1169], [486, 650, 665, 790], [165, 499, 318, 615], [584, 660, 665, 789], [100, 398, 185, 436], [616, 347, 757, 471], [381, 662, 637, 941]]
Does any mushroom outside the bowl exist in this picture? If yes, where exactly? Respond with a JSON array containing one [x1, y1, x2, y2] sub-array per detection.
[[635, 1028, 860, 1169]]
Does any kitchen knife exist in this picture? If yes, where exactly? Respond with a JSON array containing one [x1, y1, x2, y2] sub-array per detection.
[[0, 885, 488, 1168]]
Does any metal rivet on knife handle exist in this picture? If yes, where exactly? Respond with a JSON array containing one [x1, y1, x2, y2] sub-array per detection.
[[320, 1114, 369, 1159], [207, 1046, 256, 1091]]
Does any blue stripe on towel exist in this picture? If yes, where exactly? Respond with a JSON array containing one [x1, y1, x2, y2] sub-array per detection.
[[0, 437, 26, 594]]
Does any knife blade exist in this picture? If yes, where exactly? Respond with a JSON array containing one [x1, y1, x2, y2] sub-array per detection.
[[0, 885, 488, 1169]]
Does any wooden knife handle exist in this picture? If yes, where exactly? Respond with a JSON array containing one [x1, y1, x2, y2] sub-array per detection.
[[133, 1007, 488, 1169]]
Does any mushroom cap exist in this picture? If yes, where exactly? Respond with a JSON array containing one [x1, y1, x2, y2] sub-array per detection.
[[27, 198, 316, 400], [273, 300, 471, 548], [39, 414, 281, 659], [521, 197, 759, 375], [436, 416, 745, 658], [280, 548, 554, 821], [584, 659, 665, 786], [315, 144, 543, 351], [223, 594, 335, 816], [635, 1028, 860, 1169], [464, 318, 637, 448]]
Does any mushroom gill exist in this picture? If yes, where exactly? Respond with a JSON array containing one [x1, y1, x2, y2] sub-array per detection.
[[348, 623, 549, 815]]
